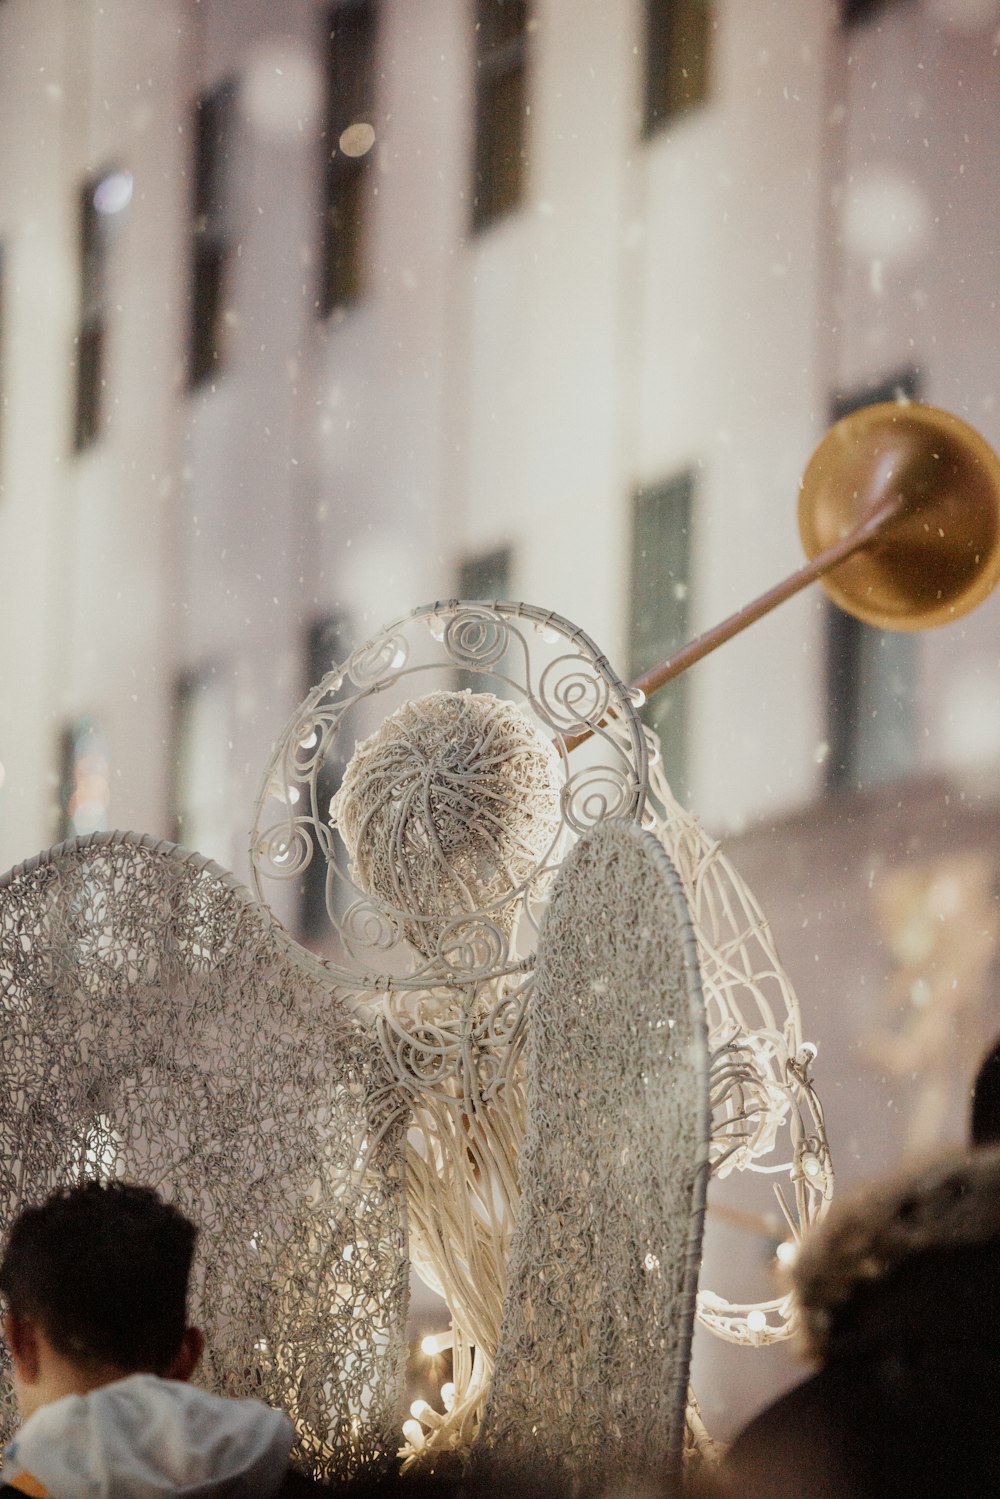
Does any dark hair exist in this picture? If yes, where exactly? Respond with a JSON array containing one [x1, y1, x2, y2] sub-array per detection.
[[971, 1036, 1000, 1147], [0, 1181, 197, 1374]]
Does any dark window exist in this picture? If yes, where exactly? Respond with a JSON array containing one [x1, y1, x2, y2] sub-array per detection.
[[458, 545, 512, 601], [455, 547, 514, 694], [170, 668, 232, 865], [630, 472, 694, 798], [824, 372, 920, 792], [839, 0, 900, 23], [57, 716, 110, 841], [188, 79, 237, 387], [644, 0, 712, 135], [74, 170, 130, 450], [300, 613, 350, 939], [472, 0, 529, 231], [320, 1, 377, 315]]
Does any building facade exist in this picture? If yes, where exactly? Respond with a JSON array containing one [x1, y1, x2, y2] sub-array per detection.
[[2, 0, 1000, 1436]]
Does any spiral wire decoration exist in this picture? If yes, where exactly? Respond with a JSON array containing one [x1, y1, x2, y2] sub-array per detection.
[[250, 603, 830, 1465], [0, 600, 832, 1483]]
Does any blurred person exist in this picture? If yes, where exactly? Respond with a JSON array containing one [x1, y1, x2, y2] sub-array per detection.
[[970, 1033, 1000, 1146], [0, 1181, 316, 1497], [718, 1144, 1000, 1498]]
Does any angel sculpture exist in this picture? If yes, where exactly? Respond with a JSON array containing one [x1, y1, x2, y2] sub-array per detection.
[[0, 598, 830, 1491], [250, 600, 834, 1477]]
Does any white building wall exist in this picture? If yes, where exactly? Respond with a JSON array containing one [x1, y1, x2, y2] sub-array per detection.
[[6, 0, 1000, 872], [2, 0, 1000, 1446]]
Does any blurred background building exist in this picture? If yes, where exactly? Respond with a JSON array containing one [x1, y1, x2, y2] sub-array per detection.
[[2, 0, 1000, 1440]]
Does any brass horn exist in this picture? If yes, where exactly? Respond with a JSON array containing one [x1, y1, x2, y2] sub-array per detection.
[[566, 403, 1000, 750], [633, 402, 1000, 703]]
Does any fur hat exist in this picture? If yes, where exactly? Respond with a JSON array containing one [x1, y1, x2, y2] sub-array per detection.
[[791, 1143, 1000, 1361]]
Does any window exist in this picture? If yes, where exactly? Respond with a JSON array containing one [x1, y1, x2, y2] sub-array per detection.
[[455, 547, 514, 694], [74, 170, 131, 450], [839, 0, 901, 23], [57, 716, 110, 841], [824, 372, 919, 792], [472, 0, 529, 231], [171, 669, 232, 866], [629, 472, 694, 798], [320, 1, 377, 315], [188, 79, 237, 387], [644, 0, 712, 135], [300, 614, 350, 939], [458, 545, 512, 601]]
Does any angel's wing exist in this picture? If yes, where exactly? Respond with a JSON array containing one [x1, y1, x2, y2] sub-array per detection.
[[474, 819, 710, 1489], [0, 830, 408, 1483]]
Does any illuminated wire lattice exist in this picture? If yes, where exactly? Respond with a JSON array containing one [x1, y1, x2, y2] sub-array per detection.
[[252, 600, 832, 1466], [0, 600, 831, 1482], [0, 833, 408, 1484], [474, 820, 709, 1488]]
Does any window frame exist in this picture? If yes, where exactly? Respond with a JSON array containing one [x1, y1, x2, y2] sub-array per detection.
[[823, 370, 921, 793], [319, 0, 378, 317], [643, 0, 713, 138], [187, 77, 238, 390], [471, 0, 530, 233], [629, 469, 695, 799]]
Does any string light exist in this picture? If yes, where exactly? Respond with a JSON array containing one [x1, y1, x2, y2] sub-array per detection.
[[420, 1329, 452, 1357]]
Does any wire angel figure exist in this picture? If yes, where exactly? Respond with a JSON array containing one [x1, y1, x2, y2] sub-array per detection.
[[250, 600, 833, 1473], [0, 598, 832, 1487]]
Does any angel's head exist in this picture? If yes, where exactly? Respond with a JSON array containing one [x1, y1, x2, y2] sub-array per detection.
[[330, 690, 563, 958]]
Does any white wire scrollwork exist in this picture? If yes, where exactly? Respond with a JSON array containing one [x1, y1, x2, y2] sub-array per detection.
[[255, 601, 831, 1469], [250, 600, 647, 990]]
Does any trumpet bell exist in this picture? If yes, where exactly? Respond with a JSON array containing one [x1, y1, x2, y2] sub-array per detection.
[[798, 401, 1000, 631]]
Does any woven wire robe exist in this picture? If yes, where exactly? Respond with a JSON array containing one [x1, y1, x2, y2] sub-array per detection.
[[0, 832, 408, 1482], [474, 821, 710, 1490], [245, 601, 831, 1466]]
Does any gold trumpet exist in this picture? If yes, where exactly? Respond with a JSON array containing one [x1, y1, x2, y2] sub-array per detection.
[[567, 402, 1000, 750], [639, 401, 1000, 697]]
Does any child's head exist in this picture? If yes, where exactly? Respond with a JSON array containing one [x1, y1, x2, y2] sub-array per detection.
[[0, 1181, 199, 1411]]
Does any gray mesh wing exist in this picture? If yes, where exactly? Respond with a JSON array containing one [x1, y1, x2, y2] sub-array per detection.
[[474, 820, 710, 1488], [0, 831, 408, 1483]]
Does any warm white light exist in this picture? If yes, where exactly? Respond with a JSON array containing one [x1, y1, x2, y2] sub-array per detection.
[[420, 1329, 452, 1357], [402, 1419, 425, 1448], [243, 40, 323, 139], [842, 166, 931, 266], [340, 121, 376, 157], [775, 1240, 797, 1267], [440, 1381, 455, 1412], [410, 1400, 433, 1422], [391, 647, 407, 669], [746, 1310, 767, 1333]]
